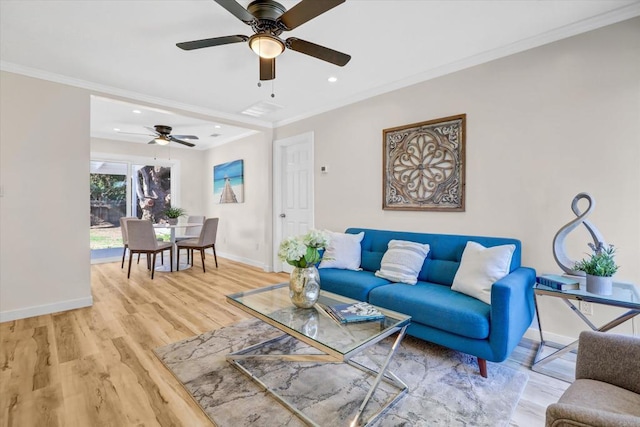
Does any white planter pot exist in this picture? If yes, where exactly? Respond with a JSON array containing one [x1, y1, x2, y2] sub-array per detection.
[[586, 274, 613, 295]]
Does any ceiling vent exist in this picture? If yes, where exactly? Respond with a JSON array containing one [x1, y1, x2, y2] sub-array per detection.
[[210, 133, 221, 137], [240, 101, 283, 118]]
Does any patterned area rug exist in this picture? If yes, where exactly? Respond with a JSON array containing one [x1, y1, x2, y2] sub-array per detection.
[[155, 319, 528, 426]]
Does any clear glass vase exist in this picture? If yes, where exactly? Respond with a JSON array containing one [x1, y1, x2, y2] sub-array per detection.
[[289, 266, 320, 308]]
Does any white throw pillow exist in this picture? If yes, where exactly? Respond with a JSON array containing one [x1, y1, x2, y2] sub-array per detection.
[[451, 241, 516, 305], [318, 231, 364, 270], [374, 240, 430, 285]]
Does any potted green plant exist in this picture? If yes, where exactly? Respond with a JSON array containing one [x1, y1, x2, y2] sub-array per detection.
[[574, 242, 619, 295], [163, 206, 186, 225]]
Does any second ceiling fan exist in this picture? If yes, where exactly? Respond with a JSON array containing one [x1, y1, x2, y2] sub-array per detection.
[[176, 0, 351, 80], [120, 125, 198, 147]]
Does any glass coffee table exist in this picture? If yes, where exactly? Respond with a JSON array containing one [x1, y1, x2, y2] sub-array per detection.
[[226, 283, 411, 427]]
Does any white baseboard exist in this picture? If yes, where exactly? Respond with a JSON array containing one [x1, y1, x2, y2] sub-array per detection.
[[216, 251, 271, 272], [0, 296, 94, 323], [523, 326, 576, 346]]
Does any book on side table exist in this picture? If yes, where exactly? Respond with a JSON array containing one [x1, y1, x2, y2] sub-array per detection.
[[536, 274, 580, 291], [318, 301, 385, 324]]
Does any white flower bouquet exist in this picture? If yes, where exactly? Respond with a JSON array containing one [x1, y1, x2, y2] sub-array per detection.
[[278, 229, 330, 268]]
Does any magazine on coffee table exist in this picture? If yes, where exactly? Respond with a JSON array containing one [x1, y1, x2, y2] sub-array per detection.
[[318, 301, 385, 324]]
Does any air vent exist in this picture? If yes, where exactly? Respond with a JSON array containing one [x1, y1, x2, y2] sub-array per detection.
[[240, 101, 284, 118], [210, 133, 221, 137]]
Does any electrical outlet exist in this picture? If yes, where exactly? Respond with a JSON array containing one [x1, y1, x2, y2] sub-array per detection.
[[580, 301, 593, 316]]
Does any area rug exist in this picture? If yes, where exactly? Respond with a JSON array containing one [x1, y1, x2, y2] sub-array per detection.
[[154, 319, 528, 426]]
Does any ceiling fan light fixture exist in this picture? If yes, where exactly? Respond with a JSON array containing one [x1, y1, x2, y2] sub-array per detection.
[[249, 34, 284, 59], [155, 136, 170, 145]]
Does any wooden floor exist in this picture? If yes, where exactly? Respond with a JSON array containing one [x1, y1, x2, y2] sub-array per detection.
[[1, 256, 569, 427]]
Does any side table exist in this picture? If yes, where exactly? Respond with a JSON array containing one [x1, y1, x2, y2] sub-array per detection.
[[532, 279, 640, 382]]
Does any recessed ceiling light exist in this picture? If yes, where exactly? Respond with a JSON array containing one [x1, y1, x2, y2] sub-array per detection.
[[215, 125, 221, 129], [113, 127, 120, 131], [132, 109, 141, 114], [328, 76, 338, 83]]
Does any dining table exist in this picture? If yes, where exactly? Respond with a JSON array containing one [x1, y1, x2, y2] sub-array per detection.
[[153, 223, 200, 271]]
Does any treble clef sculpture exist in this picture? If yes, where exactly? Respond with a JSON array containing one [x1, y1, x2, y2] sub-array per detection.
[[552, 192, 606, 276]]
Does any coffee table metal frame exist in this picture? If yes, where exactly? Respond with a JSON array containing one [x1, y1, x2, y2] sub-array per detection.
[[226, 283, 411, 427], [532, 280, 640, 382]]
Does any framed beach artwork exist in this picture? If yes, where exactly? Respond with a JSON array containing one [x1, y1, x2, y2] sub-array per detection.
[[383, 114, 466, 211], [213, 159, 244, 204]]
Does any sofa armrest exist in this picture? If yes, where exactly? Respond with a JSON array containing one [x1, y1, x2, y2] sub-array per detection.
[[576, 331, 640, 394], [488, 267, 536, 361], [546, 402, 640, 427]]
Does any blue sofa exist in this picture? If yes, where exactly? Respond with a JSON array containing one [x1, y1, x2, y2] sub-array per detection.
[[318, 228, 536, 377]]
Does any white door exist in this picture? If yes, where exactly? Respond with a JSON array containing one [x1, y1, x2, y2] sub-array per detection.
[[273, 132, 314, 272]]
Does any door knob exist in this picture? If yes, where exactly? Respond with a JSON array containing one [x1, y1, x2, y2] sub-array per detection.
[[279, 213, 286, 218]]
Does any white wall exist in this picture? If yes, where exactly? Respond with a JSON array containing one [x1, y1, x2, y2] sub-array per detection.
[[274, 18, 640, 340], [0, 72, 92, 321], [204, 131, 273, 270]]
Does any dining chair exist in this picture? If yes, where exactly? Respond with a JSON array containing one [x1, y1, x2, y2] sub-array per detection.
[[175, 215, 205, 242], [176, 218, 219, 272], [126, 219, 173, 279], [119, 216, 137, 269], [175, 215, 205, 264]]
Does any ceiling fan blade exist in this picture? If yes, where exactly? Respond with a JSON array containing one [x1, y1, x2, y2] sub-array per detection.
[[148, 139, 157, 145], [172, 134, 199, 140], [214, 0, 256, 24], [279, 0, 345, 30], [286, 38, 351, 66], [260, 57, 275, 81], [177, 35, 248, 51], [169, 136, 196, 147]]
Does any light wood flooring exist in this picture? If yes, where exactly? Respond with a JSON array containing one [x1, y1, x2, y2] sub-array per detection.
[[1, 256, 570, 427]]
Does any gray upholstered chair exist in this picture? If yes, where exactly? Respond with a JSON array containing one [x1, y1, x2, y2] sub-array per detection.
[[119, 216, 137, 269], [125, 219, 173, 279], [545, 330, 640, 427], [176, 217, 219, 272], [175, 215, 205, 242]]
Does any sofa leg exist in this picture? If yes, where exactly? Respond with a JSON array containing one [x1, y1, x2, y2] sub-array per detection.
[[477, 358, 488, 378]]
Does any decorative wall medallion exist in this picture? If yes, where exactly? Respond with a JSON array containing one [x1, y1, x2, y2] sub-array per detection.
[[383, 114, 466, 211]]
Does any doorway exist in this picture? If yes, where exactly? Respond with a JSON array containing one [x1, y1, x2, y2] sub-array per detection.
[[90, 161, 129, 261], [90, 157, 177, 263], [273, 132, 315, 272]]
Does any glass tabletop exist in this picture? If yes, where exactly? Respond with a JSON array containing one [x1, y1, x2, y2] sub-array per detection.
[[535, 279, 640, 310], [226, 283, 411, 358]]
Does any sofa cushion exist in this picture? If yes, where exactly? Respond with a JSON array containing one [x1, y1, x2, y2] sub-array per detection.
[[318, 231, 364, 270], [451, 242, 516, 304], [347, 228, 522, 287], [318, 269, 391, 302], [374, 240, 430, 285], [369, 282, 491, 339]]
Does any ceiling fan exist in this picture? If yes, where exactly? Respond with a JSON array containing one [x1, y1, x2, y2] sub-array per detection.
[[176, 0, 351, 81], [118, 125, 198, 147]]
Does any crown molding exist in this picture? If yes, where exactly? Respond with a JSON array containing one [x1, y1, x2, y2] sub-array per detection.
[[2, 3, 638, 130], [274, 3, 640, 127], [0, 61, 273, 129]]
